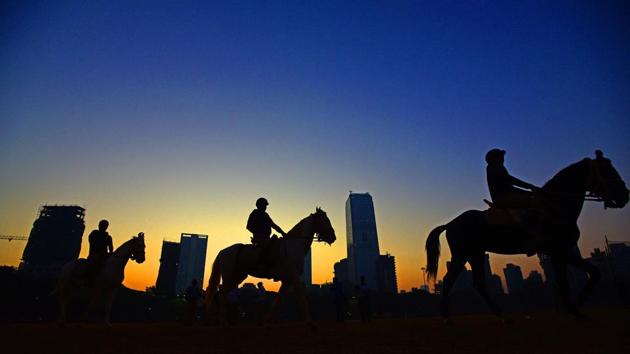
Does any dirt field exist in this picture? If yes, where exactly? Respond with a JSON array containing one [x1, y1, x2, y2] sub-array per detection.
[[2, 309, 629, 354]]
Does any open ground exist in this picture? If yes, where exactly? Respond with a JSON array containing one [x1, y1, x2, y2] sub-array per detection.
[[2, 309, 629, 354]]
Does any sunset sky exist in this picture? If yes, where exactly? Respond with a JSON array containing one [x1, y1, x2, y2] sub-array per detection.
[[1, 1, 629, 292]]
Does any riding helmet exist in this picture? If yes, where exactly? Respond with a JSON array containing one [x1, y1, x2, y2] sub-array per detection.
[[485, 148, 505, 164]]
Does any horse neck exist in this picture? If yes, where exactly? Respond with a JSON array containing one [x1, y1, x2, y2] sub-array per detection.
[[286, 216, 315, 252], [542, 159, 589, 221], [110, 239, 133, 268]]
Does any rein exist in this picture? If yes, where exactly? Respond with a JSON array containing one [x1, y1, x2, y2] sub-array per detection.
[[540, 190, 603, 201]]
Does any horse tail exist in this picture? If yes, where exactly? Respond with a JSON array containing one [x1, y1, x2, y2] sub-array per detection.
[[426, 224, 448, 281]]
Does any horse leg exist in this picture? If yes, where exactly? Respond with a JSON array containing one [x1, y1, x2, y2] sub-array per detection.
[[440, 256, 465, 322], [566, 252, 601, 307], [103, 287, 117, 326], [82, 292, 96, 323], [216, 284, 234, 326], [265, 282, 289, 324], [291, 274, 316, 329], [470, 254, 504, 321], [551, 255, 584, 318]]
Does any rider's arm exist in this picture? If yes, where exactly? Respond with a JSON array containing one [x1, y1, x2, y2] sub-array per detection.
[[107, 235, 114, 253], [508, 174, 537, 191], [270, 219, 287, 236]]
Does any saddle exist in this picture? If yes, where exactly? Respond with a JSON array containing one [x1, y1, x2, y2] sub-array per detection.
[[250, 235, 282, 280], [482, 199, 539, 228]]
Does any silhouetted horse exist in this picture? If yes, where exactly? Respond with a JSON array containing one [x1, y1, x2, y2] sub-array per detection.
[[426, 151, 628, 321], [204, 208, 335, 327], [55, 233, 146, 325]]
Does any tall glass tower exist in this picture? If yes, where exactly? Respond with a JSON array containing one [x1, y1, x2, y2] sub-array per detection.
[[175, 233, 208, 295], [346, 192, 380, 289]]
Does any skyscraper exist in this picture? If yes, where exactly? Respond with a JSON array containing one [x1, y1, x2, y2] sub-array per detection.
[[20, 205, 86, 277], [155, 240, 180, 298], [484, 254, 504, 295], [525, 270, 544, 287], [503, 263, 525, 294], [175, 233, 208, 295], [346, 192, 380, 289], [606, 240, 630, 279], [376, 253, 398, 294], [333, 258, 350, 292], [605, 239, 630, 301]]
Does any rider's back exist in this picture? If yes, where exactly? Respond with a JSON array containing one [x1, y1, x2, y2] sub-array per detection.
[[247, 209, 273, 242], [88, 230, 111, 258]]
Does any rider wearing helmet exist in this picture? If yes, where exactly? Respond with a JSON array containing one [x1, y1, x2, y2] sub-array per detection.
[[247, 198, 287, 245], [486, 149, 540, 209]]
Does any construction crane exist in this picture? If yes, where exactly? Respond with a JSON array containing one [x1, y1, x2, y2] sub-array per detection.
[[0, 235, 28, 242]]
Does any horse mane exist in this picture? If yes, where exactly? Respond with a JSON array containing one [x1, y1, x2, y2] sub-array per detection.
[[286, 218, 306, 237], [542, 158, 590, 192], [286, 208, 325, 237], [112, 236, 136, 255]]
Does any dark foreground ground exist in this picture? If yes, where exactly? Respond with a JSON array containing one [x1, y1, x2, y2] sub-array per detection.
[[2, 309, 629, 354]]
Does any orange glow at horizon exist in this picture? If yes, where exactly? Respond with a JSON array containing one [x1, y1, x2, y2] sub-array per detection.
[[0, 199, 542, 294], [0, 195, 626, 293]]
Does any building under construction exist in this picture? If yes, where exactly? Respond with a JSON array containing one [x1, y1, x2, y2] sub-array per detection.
[[20, 205, 86, 277], [155, 240, 181, 298]]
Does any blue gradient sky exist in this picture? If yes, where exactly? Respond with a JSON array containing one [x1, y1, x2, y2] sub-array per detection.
[[1, 1, 629, 291]]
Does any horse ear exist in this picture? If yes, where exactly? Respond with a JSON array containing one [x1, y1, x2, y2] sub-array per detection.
[[138, 232, 145, 239], [595, 150, 604, 160]]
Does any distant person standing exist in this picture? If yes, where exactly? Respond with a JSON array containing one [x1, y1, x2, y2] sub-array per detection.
[[356, 276, 371, 323], [185, 279, 203, 324], [254, 282, 267, 325], [87, 219, 114, 283], [331, 277, 346, 323]]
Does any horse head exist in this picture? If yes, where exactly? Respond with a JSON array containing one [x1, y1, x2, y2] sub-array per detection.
[[589, 150, 629, 209], [129, 232, 146, 263], [312, 207, 336, 244]]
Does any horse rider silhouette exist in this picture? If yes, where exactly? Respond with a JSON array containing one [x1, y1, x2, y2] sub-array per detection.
[[426, 150, 629, 322], [486, 148, 540, 209], [87, 219, 114, 284], [247, 198, 287, 268], [485, 149, 544, 256]]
